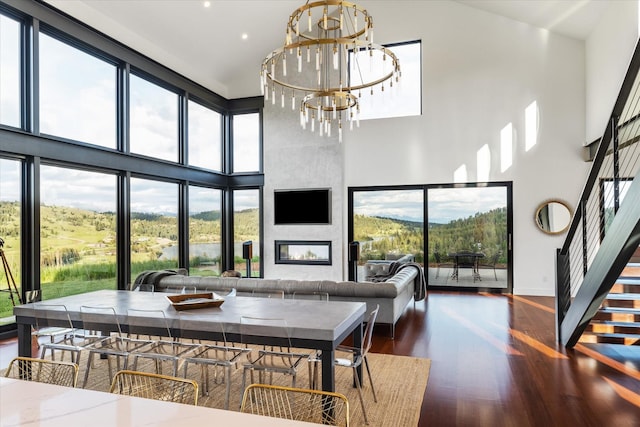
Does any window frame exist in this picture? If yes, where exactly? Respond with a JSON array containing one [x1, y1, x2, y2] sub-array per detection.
[[0, 2, 264, 336]]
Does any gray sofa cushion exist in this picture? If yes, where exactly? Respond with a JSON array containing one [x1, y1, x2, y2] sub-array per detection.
[[139, 267, 419, 331]]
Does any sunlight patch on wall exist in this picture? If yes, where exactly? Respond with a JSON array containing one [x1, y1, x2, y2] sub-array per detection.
[[500, 123, 513, 173], [454, 164, 467, 183], [525, 101, 538, 152], [477, 144, 490, 182]]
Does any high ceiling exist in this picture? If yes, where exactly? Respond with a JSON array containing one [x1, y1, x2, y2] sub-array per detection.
[[44, 0, 610, 99]]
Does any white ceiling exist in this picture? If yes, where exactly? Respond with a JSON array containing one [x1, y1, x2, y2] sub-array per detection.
[[44, 0, 611, 99]]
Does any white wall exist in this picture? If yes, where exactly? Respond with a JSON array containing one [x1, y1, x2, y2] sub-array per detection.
[[262, 1, 639, 296], [585, 0, 639, 144], [339, 1, 589, 296], [263, 98, 345, 280]]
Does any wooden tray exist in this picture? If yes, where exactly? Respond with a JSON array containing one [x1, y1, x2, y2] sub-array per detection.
[[166, 292, 224, 311]]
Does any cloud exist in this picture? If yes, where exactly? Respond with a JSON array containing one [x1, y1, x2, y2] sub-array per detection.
[[354, 189, 423, 221], [40, 166, 116, 212], [0, 159, 21, 201], [428, 187, 506, 224], [189, 186, 221, 214]]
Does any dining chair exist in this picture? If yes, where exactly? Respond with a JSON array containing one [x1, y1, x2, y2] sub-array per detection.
[[109, 369, 199, 406], [163, 285, 197, 294], [32, 303, 82, 364], [4, 356, 79, 388], [311, 305, 379, 425], [433, 252, 454, 280], [239, 316, 309, 403], [479, 251, 501, 280], [240, 383, 350, 427], [292, 291, 330, 389], [131, 283, 155, 292], [126, 308, 200, 377], [79, 305, 147, 389], [251, 289, 285, 299], [179, 312, 250, 409]]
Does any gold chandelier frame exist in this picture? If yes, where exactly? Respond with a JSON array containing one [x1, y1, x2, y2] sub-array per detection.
[[260, 0, 401, 140]]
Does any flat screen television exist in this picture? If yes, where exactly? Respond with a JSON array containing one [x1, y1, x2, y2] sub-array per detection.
[[274, 189, 331, 225]]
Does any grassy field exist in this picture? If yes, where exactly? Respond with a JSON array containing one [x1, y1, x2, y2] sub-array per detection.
[[0, 202, 262, 323]]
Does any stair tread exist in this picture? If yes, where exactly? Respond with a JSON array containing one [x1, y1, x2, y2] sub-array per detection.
[[589, 320, 640, 327], [615, 277, 640, 284], [599, 306, 640, 313], [582, 332, 640, 338], [605, 293, 640, 300]]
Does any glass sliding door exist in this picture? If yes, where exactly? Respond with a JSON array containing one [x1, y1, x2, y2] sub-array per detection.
[[427, 183, 512, 291], [350, 187, 424, 281]]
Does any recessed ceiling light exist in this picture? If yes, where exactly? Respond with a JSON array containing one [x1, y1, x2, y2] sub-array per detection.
[[242, 33, 248, 40], [203, 1, 211, 8]]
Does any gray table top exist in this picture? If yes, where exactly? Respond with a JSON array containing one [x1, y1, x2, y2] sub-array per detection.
[[14, 290, 366, 344]]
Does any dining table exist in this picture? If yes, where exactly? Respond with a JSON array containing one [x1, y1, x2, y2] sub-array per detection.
[[13, 289, 367, 394], [0, 377, 323, 426], [448, 251, 485, 282]]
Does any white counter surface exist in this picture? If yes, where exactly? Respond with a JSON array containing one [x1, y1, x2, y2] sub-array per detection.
[[0, 377, 320, 427]]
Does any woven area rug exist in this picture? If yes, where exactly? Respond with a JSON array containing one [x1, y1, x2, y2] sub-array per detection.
[[13, 347, 430, 427]]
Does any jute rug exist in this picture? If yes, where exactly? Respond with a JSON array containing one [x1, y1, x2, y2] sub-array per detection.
[[13, 346, 430, 427]]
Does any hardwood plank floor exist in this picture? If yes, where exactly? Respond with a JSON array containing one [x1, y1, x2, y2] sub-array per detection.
[[2, 291, 639, 426], [371, 291, 640, 426]]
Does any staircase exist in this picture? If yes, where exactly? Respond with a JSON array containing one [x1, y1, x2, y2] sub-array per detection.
[[556, 38, 640, 348], [579, 257, 640, 346]]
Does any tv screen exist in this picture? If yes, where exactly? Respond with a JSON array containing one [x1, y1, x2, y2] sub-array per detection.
[[274, 189, 331, 225]]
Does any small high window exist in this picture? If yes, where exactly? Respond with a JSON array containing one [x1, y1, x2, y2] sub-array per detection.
[[351, 40, 422, 121]]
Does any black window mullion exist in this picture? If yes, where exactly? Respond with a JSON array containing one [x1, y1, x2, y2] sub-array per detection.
[[117, 63, 129, 154], [20, 156, 40, 299], [178, 183, 189, 270], [24, 16, 38, 134], [117, 172, 131, 289]]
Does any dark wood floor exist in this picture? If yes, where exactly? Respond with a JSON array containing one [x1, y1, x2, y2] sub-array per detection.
[[371, 291, 640, 426], [2, 291, 640, 426]]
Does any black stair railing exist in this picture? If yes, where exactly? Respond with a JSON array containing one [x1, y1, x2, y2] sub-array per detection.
[[557, 38, 640, 347]]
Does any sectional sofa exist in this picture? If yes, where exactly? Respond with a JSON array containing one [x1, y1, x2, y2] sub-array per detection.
[[134, 264, 423, 337]]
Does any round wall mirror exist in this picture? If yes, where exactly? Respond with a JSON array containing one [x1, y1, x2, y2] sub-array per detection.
[[535, 200, 572, 234]]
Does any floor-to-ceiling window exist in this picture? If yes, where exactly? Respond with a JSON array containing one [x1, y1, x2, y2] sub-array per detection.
[[0, 2, 263, 335], [39, 166, 117, 299], [130, 178, 179, 283], [189, 186, 222, 276], [0, 158, 21, 326], [233, 189, 261, 277]]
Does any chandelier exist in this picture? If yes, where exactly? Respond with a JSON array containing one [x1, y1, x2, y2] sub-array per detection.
[[260, 0, 401, 142]]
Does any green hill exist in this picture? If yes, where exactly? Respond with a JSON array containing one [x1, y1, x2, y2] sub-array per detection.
[[354, 207, 507, 264]]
